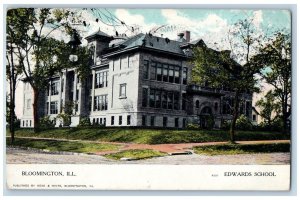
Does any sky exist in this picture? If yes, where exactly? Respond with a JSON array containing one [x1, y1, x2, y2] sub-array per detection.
[[13, 8, 291, 118]]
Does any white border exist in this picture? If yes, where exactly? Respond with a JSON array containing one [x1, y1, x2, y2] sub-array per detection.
[[1, 0, 299, 199]]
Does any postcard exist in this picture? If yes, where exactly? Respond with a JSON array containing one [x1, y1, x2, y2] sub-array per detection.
[[5, 7, 291, 190]]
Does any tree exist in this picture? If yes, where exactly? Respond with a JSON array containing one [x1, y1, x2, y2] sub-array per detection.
[[7, 8, 90, 132], [255, 91, 280, 126], [255, 32, 291, 133], [192, 18, 262, 143], [6, 23, 23, 144]]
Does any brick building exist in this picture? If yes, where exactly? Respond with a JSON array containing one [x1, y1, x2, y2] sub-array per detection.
[[20, 30, 253, 129]]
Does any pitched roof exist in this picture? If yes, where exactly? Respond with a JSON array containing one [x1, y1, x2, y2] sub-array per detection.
[[85, 29, 111, 41], [106, 33, 190, 56]]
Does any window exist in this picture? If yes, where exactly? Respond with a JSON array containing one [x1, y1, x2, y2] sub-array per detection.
[[151, 116, 155, 126], [163, 117, 168, 127], [61, 78, 64, 92], [174, 92, 179, 110], [143, 60, 149, 79], [195, 100, 200, 108], [162, 91, 168, 109], [167, 92, 173, 109], [175, 118, 179, 128], [22, 120, 25, 127], [163, 64, 168, 82], [149, 89, 155, 107], [182, 118, 187, 128], [50, 101, 58, 114], [127, 115, 131, 125], [146, 61, 182, 84], [94, 95, 108, 111], [95, 71, 108, 88], [182, 67, 187, 84], [155, 90, 161, 108], [119, 116, 122, 125], [46, 102, 49, 114], [100, 118, 103, 124], [253, 115, 257, 121], [174, 66, 180, 83], [168, 65, 174, 83], [142, 88, 148, 107], [51, 81, 59, 95], [142, 115, 146, 126], [150, 62, 156, 80], [76, 89, 79, 100], [111, 116, 114, 125], [103, 118, 106, 125], [119, 83, 126, 98], [156, 63, 162, 81], [26, 99, 31, 109]]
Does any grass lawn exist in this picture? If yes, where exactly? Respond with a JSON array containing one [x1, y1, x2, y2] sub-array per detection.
[[11, 127, 290, 144], [7, 138, 120, 153], [104, 149, 167, 160], [193, 143, 290, 156]]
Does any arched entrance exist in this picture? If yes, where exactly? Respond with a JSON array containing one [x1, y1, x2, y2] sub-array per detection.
[[199, 106, 214, 129]]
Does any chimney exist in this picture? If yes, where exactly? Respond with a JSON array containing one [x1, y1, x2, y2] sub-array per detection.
[[184, 31, 190, 42]]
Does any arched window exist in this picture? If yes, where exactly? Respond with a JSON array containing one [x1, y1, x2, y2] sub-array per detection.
[[195, 100, 200, 108]]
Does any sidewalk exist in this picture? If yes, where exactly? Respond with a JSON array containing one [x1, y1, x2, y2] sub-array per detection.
[[7, 136, 290, 155]]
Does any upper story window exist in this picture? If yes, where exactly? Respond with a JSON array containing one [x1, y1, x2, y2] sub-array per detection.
[[143, 60, 149, 79], [119, 83, 126, 98], [182, 67, 188, 85], [51, 81, 59, 95], [145, 60, 183, 84], [95, 71, 108, 88]]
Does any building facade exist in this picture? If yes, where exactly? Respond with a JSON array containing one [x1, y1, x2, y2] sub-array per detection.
[[20, 30, 253, 129]]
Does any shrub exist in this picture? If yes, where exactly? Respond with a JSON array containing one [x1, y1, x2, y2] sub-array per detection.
[[186, 123, 200, 130], [236, 114, 253, 130], [221, 120, 231, 130], [39, 116, 56, 129], [78, 116, 91, 127], [56, 113, 71, 127]]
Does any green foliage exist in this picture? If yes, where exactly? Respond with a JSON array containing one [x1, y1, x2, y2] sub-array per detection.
[[8, 138, 120, 153], [193, 142, 290, 156], [39, 116, 56, 129], [206, 115, 215, 130], [56, 113, 71, 127], [221, 120, 231, 131], [236, 114, 253, 130], [186, 123, 200, 130], [104, 149, 167, 160], [258, 116, 284, 132], [78, 116, 91, 127], [256, 91, 280, 125], [7, 8, 91, 131], [13, 128, 290, 145], [254, 32, 291, 133]]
